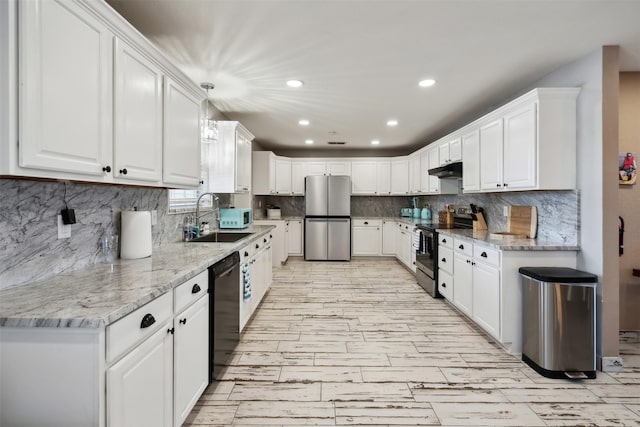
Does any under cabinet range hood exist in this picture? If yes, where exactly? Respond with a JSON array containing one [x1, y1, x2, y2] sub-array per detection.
[[428, 161, 463, 178]]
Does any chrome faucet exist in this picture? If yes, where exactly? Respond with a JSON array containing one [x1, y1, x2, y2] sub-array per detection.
[[196, 192, 220, 233]]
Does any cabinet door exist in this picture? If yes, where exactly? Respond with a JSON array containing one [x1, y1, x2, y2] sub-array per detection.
[[503, 102, 537, 190], [292, 161, 324, 195], [453, 253, 473, 317], [381, 220, 396, 255], [409, 154, 421, 193], [352, 225, 380, 256], [450, 138, 462, 162], [376, 161, 391, 195], [472, 261, 501, 339], [427, 147, 440, 193], [438, 269, 453, 301], [327, 161, 351, 176], [351, 161, 378, 194], [390, 159, 409, 195], [438, 142, 450, 166], [163, 78, 201, 187], [19, 0, 113, 178], [235, 130, 252, 192], [462, 129, 480, 192], [288, 220, 303, 256], [275, 158, 292, 195], [420, 151, 430, 192], [114, 38, 163, 184], [479, 118, 504, 191], [174, 296, 209, 427], [107, 324, 173, 427]]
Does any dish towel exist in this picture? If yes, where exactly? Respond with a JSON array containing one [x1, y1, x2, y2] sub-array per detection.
[[242, 261, 252, 301], [413, 229, 424, 254]]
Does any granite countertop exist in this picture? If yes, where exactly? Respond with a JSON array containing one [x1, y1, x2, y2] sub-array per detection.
[[438, 229, 579, 251], [0, 225, 274, 329]]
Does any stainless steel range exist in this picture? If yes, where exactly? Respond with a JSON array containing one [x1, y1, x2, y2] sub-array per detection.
[[415, 205, 482, 297]]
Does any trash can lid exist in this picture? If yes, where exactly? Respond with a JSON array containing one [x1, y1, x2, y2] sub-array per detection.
[[518, 267, 598, 283]]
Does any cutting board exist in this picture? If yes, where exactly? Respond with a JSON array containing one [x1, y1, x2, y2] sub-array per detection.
[[507, 206, 537, 238]]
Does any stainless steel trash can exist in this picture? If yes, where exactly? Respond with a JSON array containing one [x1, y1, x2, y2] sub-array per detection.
[[519, 267, 597, 379]]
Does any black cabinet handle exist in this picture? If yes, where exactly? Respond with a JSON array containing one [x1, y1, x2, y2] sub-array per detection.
[[244, 251, 249, 257], [119, 168, 128, 175], [140, 313, 156, 329], [167, 327, 174, 335], [264, 238, 267, 243], [441, 283, 447, 288], [441, 258, 446, 263], [270, 234, 272, 238], [102, 165, 111, 173], [504, 183, 508, 187], [179, 318, 187, 325], [364, 221, 368, 225], [472, 261, 476, 266], [255, 244, 259, 249], [459, 244, 464, 249], [480, 252, 488, 258], [466, 259, 471, 264], [199, 180, 204, 185], [192, 283, 201, 294]]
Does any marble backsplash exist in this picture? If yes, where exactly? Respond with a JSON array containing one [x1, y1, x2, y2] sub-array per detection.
[[255, 190, 579, 244], [0, 179, 230, 290]]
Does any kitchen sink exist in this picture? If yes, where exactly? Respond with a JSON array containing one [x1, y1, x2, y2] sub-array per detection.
[[189, 232, 253, 243]]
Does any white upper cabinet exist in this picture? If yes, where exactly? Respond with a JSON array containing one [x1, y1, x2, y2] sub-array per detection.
[[479, 118, 504, 191], [390, 158, 409, 195], [502, 102, 537, 190], [420, 150, 430, 193], [351, 161, 378, 194], [252, 151, 276, 195], [409, 153, 421, 194], [461, 129, 480, 193], [275, 157, 292, 195], [438, 137, 462, 166], [162, 77, 202, 188], [427, 146, 440, 193], [113, 38, 163, 185], [17, 0, 114, 179], [292, 160, 325, 194], [4, 0, 204, 187], [376, 161, 391, 195], [326, 161, 351, 176], [208, 121, 254, 193]]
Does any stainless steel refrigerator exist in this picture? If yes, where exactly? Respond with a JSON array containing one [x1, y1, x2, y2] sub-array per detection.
[[304, 175, 351, 261]]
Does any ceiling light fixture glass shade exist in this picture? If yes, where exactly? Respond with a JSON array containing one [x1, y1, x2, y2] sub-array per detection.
[[418, 79, 436, 87], [200, 82, 218, 143], [287, 79, 304, 88]]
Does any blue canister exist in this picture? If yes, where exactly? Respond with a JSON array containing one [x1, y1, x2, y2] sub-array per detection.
[[421, 206, 432, 220], [413, 208, 421, 218]]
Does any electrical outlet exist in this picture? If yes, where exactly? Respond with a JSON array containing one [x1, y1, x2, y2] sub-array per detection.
[[602, 356, 624, 372], [503, 206, 509, 217], [151, 210, 157, 226], [57, 214, 71, 239]]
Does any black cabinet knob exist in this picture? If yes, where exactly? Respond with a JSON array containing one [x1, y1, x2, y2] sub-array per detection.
[[466, 259, 471, 264], [199, 180, 204, 185], [441, 283, 447, 288], [140, 313, 156, 329], [255, 244, 259, 249], [472, 261, 476, 266], [191, 284, 201, 294], [441, 258, 446, 263], [179, 318, 187, 325], [244, 251, 249, 257], [119, 168, 128, 175], [364, 221, 368, 225], [270, 234, 272, 238], [442, 239, 447, 243], [481, 252, 488, 258], [264, 238, 267, 243], [459, 244, 464, 249], [102, 165, 111, 173]]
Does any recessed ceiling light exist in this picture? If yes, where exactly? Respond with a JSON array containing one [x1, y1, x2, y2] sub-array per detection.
[[418, 79, 436, 88], [305, 139, 314, 145], [371, 140, 380, 145], [387, 119, 398, 127], [287, 79, 304, 88], [298, 119, 310, 126]]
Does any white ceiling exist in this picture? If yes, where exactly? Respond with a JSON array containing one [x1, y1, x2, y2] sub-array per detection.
[[107, 0, 640, 154]]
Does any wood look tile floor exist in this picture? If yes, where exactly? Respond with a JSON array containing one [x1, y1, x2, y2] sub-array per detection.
[[185, 258, 640, 426]]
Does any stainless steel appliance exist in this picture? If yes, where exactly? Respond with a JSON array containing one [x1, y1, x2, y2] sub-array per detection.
[[520, 267, 597, 379], [304, 175, 351, 261], [209, 251, 240, 382], [219, 208, 252, 229], [415, 205, 477, 297]]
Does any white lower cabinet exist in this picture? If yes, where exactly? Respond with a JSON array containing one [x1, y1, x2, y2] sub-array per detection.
[[288, 219, 303, 256], [395, 223, 415, 272], [352, 219, 381, 256], [439, 232, 577, 353], [107, 323, 174, 427], [381, 220, 397, 255], [173, 295, 209, 427], [253, 220, 287, 266], [239, 235, 274, 331]]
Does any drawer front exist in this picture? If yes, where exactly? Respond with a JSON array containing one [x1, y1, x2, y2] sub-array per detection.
[[352, 219, 381, 227], [438, 246, 454, 274], [106, 291, 173, 363], [454, 237, 473, 257], [174, 270, 209, 314], [474, 244, 500, 268], [438, 269, 453, 301], [240, 243, 254, 263], [438, 233, 453, 249]]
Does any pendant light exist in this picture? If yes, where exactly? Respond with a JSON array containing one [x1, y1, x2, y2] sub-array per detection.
[[200, 82, 217, 142]]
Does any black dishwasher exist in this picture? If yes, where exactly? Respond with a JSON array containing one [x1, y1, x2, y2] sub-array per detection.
[[208, 251, 240, 383]]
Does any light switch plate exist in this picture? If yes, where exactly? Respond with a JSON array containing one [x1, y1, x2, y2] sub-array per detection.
[[57, 215, 71, 239]]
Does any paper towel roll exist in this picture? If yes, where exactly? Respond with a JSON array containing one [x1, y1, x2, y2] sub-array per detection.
[[120, 210, 152, 259]]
